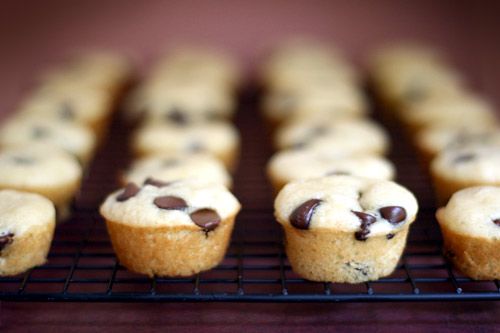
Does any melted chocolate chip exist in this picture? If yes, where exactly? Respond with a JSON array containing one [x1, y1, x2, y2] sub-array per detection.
[[289, 199, 322, 230], [386, 233, 395, 240], [166, 109, 188, 125], [453, 153, 475, 164], [0, 232, 14, 252], [190, 208, 221, 231], [32, 126, 49, 139], [116, 183, 140, 202], [493, 218, 500, 226], [380, 206, 407, 224], [352, 211, 376, 241], [59, 102, 75, 120], [153, 196, 187, 210], [144, 177, 171, 188], [11, 156, 34, 165]]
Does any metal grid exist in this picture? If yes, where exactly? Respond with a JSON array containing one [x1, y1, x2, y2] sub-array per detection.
[[1, 89, 499, 303]]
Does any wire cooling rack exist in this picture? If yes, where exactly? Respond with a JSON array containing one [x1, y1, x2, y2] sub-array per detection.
[[1, 89, 499, 303]]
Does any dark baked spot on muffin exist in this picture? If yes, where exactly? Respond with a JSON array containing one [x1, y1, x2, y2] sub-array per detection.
[[116, 183, 140, 202], [144, 177, 171, 188], [345, 261, 370, 276], [379, 206, 407, 224], [453, 153, 476, 164], [493, 218, 500, 226], [352, 211, 376, 241], [31, 126, 50, 139], [154, 195, 187, 210], [190, 208, 221, 231], [0, 232, 14, 253], [289, 199, 322, 230]]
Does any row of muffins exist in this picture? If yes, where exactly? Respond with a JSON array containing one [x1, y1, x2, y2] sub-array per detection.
[[369, 44, 500, 280], [260, 39, 419, 283], [100, 47, 242, 277], [0, 52, 132, 276]]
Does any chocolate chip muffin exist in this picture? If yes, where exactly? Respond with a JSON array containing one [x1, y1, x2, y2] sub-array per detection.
[[414, 124, 500, 167], [100, 179, 241, 277], [262, 81, 368, 126], [131, 120, 240, 170], [0, 116, 97, 166], [274, 117, 389, 156], [17, 86, 114, 140], [274, 176, 418, 283], [267, 149, 395, 192], [122, 152, 232, 189], [436, 186, 500, 280], [0, 144, 82, 220], [398, 94, 497, 135], [368, 44, 464, 111], [0, 189, 56, 276], [430, 144, 500, 205]]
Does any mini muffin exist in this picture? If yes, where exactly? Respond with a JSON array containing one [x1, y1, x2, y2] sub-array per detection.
[[436, 186, 500, 280], [0, 189, 56, 276], [100, 179, 241, 277], [17, 87, 114, 140], [131, 120, 240, 170], [430, 144, 500, 205], [274, 117, 389, 156], [122, 152, 232, 188], [414, 124, 500, 167], [399, 94, 497, 135], [0, 144, 82, 219], [262, 82, 368, 126], [267, 149, 395, 192], [152, 46, 241, 91], [260, 38, 358, 90], [274, 176, 418, 283], [39, 51, 132, 95], [125, 81, 235, 123], [0, 116, 97, 166], [368, 44, 464, 111]]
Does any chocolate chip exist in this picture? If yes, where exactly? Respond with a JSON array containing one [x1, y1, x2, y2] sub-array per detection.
[[31, 126, 49, 139], [453, 153, 475, 164], [116, 183, 140, 202], [0, 232, 14, 252], [325, 170, 350, 176], [289, 199, 322, 230], [188, 142, 204, 152], [311, 126, 329, 137], [386, 233, 395, 240], [493, 218, 500, 226], [190, 208, 221, 231], [166, 109, 188, 125], [352, 211, 376, 241], [144, 177, 171, 188], [59, 102, 75, 120], [153, 195, 187, 210], [380, 206, 407, 224], [11, 156, 34, 165], [161, 159, 179, 167]]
